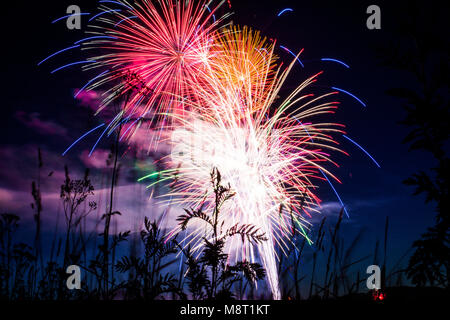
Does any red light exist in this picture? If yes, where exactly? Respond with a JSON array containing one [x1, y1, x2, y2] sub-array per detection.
[[372, 290, 386, 301]]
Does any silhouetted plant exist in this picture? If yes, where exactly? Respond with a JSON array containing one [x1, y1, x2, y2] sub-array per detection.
[[115, 218, 183, 300], [100, 140, 121, 298], [60, 166, 97, 268], [278, 209, 398, 300], [37, 261, 61, 300], [0, 213, 36, 300], [89, 227, 129, 299], [177, 168, 267, 300], [31, 148, 43, 293], [378, 1, 449, 288], [407, 227, 449, 287]]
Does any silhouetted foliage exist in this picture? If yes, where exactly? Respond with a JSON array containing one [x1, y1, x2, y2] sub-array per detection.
[[61, 166, 97, 267], [115, 218, 184, 300], [0, 213, 35, 300], [378, 1, 449, 288], [177, 168, 267, 300]]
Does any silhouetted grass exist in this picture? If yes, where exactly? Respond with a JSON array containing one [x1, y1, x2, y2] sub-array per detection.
[[0, 151, 431, 301]]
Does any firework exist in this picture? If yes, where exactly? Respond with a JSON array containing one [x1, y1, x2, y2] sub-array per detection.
[[207, 26, 278, 115], [39, 0, 375, 301], [79, 0, 230, 134], [48, 0, 349, 300], [143, 50, 347, 298]]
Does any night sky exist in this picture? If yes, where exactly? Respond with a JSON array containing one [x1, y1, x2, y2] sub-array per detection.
[[1, 0, 446, 277]]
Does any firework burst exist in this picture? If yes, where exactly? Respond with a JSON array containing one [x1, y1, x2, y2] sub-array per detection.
[[142, 48, 347, 298], [45, 0, 353, 300], [207, 25, 278, 115], [80, 0, 230, 133]]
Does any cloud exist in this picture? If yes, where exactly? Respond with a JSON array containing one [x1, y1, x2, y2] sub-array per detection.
[[74, 90, 117, 120], [79, 149, 110, 169], [75, 90, 100, 109], [0, 188, 22, 210], [0, 144, 63, 190], [318, 201, 344, 214], [15, 111, 67, 137], [0, 143, 165, 234]]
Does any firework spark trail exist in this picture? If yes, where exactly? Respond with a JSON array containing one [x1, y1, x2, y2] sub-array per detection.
[[277, 8, 293, 17], [320, 58, 350, 68]]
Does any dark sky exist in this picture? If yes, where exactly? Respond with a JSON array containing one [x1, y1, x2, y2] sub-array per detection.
[[1, 0, 446, 273]]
